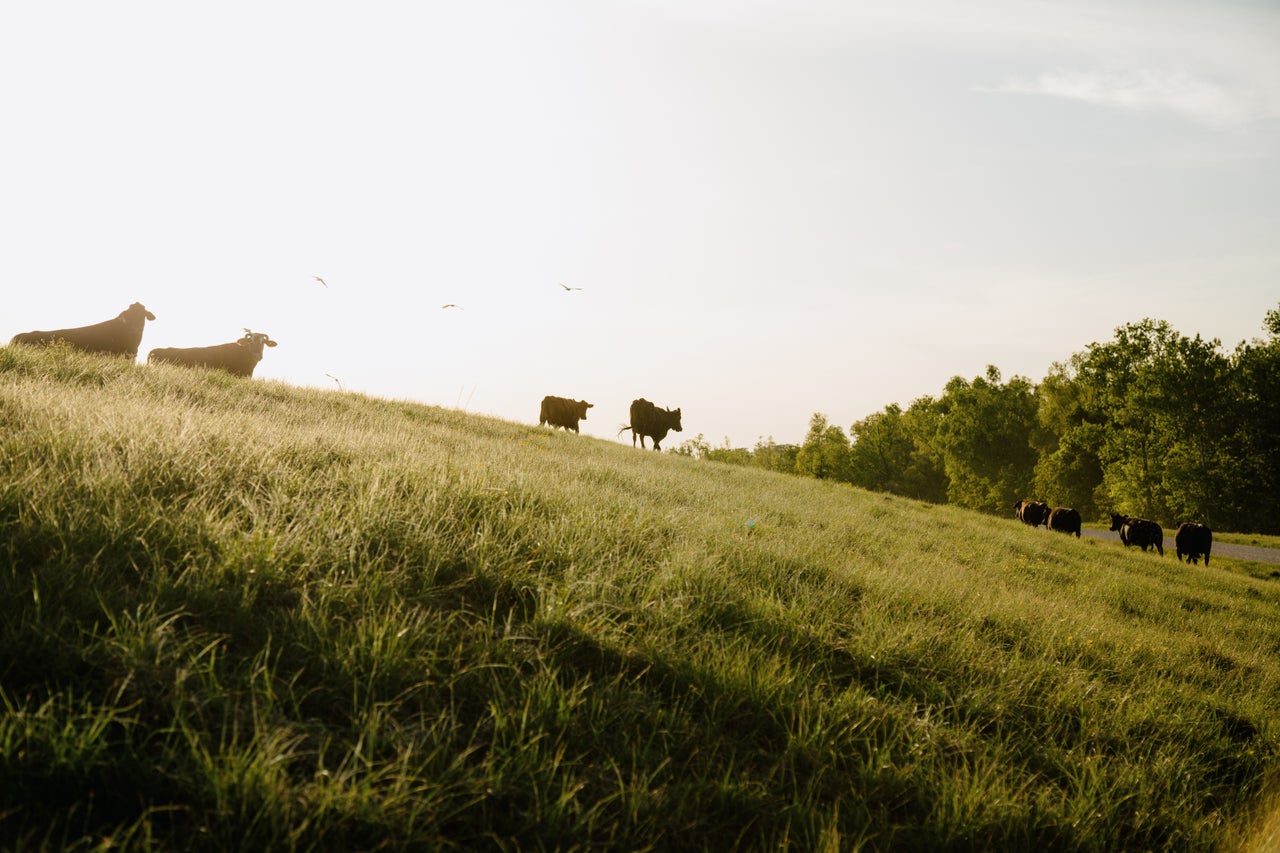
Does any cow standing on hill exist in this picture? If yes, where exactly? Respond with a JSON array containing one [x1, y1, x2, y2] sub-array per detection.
[[1175, 522, 1213, 566], [1110, 513, 1164, 556], [619, 398, 682, 450], [1046, 506, 1082, 537], [148, 331, 277, 377], [539, 396, 593, 433], [1014, 500, 1049, 527], [10, 302, 156, 359]]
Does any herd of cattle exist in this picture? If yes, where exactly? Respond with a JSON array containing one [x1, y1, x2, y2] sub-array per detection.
[[2, 303, 1223, 562], [1015, 500, 1213, 565], [8, 302, 685, 450]]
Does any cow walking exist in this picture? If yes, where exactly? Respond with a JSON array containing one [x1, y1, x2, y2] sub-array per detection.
[[619, 398, 682, 450], [147, 330, 277, 377], [10, 302, 156, 359], [539, 396, 593, 433], [1174, 522, 1213, 566], [1110, 513, 1164, 556], [1014, 500, 1049, 527], [1046, 507, 1082, 537]]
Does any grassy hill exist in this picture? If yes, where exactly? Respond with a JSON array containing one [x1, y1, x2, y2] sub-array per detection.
[[2, 345, 1278, 851]]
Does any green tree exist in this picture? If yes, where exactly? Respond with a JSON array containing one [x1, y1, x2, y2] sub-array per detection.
[[705, 440, 753, 466], [932, 366, 1038, 514], [1226, 303, 1280, 531], [1073, 320, 1234, 524], [1032, 361, 1107, 519], [795, 413, 852, 481], [848, 404, 914, 492], [751, 437, 800, 474], [672, 434, 712, 459], [848, 400, 947, 502], [1033, 421, 1106, 519], [675, 434, 786, 469]]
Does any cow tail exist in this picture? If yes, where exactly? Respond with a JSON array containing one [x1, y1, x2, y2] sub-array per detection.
[[616, 424, 632, 438]]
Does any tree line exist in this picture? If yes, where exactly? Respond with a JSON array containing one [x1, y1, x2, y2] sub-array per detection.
[[675, 303, 1280, 534]]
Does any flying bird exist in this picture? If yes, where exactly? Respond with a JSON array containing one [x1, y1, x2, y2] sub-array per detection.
[[313, 276, 328, 288], [559, 283, 583, 292], [441, 303, 463, 310]]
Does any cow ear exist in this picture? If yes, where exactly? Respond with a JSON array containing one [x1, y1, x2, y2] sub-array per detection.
[[586, 402, 594, 408], [266, 339, 277, 347]]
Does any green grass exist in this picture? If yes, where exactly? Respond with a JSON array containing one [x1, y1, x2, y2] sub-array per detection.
[[1216, 532, 1280, 550], [2, 345, 1279, 851]]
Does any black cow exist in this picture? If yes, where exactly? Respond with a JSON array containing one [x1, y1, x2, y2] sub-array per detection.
[[1110, 513, 1164, 556], [10, 302, 156, 359], [1175, 522, 1213, 566], [539, 395, 593, 433], [1046, 506, 1082, 537], [148, 331, 277, 377], [619, 398, 682, 450], [1014, 500, 1049, 527]]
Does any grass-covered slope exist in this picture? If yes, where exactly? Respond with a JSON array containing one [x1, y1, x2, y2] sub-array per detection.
[[2, 345, 1278, 851]]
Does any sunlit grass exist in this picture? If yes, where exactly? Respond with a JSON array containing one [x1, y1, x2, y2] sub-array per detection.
[[2, 345, 1279, 850]]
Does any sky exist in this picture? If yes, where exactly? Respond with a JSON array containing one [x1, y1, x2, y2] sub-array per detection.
[[3, 1, 1278, 447]]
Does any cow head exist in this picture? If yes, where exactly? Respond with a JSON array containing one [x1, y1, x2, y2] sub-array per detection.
[[1108, 513, 1127, 532], [577, 400, 594, 420], [239, 330, 278, 349], [670, 408, 682, 432], [124, 302, 157, 322]]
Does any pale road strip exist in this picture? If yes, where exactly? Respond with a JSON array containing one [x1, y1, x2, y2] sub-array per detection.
[[1076, 527, 1280, 566]]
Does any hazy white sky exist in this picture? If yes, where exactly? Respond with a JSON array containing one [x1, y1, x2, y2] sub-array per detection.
[[4, 1, 1278, 446]]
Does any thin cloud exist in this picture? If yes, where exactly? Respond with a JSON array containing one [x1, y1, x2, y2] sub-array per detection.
[[992, 66, 1273, 126]]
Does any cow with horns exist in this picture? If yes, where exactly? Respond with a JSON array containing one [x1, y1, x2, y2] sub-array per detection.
[[619, 398, 683, 451], [148, 330, 278, 377]]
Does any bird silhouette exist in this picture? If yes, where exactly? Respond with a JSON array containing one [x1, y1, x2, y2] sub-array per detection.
[[313, 276, 328, 288], [559, 283, 583, 291]]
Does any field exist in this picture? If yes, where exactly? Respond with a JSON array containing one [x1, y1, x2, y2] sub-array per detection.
[[2, 345, 1279, 851]]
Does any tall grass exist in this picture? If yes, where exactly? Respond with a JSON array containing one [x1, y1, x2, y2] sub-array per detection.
[[2, 345, 1278, 850]]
